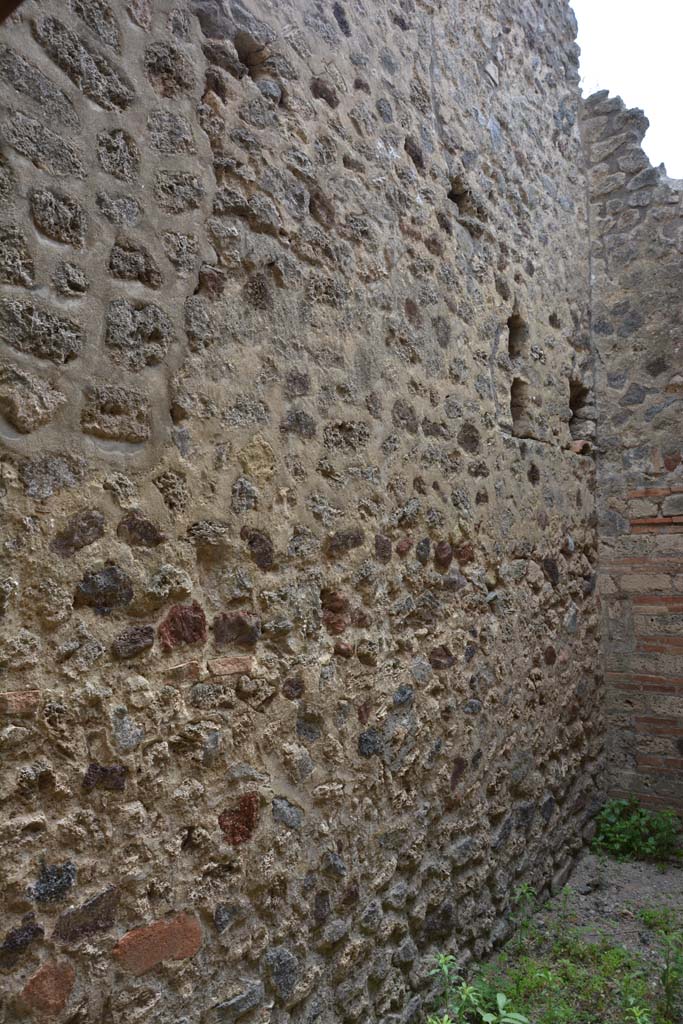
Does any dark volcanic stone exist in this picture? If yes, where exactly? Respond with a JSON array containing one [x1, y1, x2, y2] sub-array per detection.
[[280, 408, 317, 438], [542, 556, 560, 587], [112, 624, 154, 659], [158, 601, 207, 651], [0, 913, 44, 968], [97, 128, 139, 180], [416, 537, 431, 564], [213, 611, 261, 649], [29, 860, 76, 903], [117, 510, 165, 547], [74, 564, 133, 615], [272, 797, 303, 830], [82, 762, 128, 792], [53, 887, 119, 943], [240, 527, 274, 570], [374, 534, 392, 563], [434, 541, 453, 569], [358, 728, 383, 758], [52, 510, 105, 556], [264, 945, 300, 1002], [219, 792, 260, 845], [282, 675, 305, 700], [30, 187, 87, 247], [326, 528, 364, 557], [32, 16, 133, 110]]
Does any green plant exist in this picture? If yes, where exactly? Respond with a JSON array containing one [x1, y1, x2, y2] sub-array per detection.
[[427, 955, 529, 1024], [624, 1004, 653, 1024], [480, 993, 529, 1024], [659, 929, 683, 1020], [592, 798, 681, 861]]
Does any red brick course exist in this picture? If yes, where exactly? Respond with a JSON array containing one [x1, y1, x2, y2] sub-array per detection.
[[112, 913, 202, 976]]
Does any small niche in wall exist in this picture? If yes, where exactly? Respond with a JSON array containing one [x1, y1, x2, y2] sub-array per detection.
[[568, 378, 591, 439], [510, 377, 532, 437], [507, 314, 528, 359]]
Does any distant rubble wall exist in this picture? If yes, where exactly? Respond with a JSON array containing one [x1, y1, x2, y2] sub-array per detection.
[[0, 2, 600, 1022], [583, 90, 683, 813]]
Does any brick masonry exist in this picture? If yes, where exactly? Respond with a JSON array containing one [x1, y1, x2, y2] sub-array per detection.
[[583, 92, 683, 814]]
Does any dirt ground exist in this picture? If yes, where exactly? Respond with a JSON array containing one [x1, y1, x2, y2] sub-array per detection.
[[535, 852, 683, 967]]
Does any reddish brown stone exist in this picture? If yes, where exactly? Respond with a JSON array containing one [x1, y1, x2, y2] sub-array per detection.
[[320, 589, 349, 613], [429, 645, 455, 671], [396, 536, 413, 557], [351, 608, 372, 628], [112, 913, 202, 976], [218, 792, 260, 845], [53, 887, 119, 943], [333, 641, 353, 658], [434, 540, 453, 569], [52, 510, 105, 557], [0, 689, 41, 716], [282, 674, 305, 699], [325, 528, 364, 557], [322, 610, 349, 635], [213, 611, 261, 649], [117, 509, 165, 547], [158, 601, 207, 652], [21, 959, 75, 1018], [454, 542, 475, 564], [544, 646, 557, 666]]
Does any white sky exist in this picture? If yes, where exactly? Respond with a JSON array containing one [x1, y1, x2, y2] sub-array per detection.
[[571, 0, 683, 178]]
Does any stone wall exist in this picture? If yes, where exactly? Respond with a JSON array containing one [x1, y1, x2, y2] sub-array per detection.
[[584, 92, 683, 814], [0, 2, 601, 1021]]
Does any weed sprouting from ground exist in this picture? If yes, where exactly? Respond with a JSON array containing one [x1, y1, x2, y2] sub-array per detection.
[[592, 799, 681, 862]]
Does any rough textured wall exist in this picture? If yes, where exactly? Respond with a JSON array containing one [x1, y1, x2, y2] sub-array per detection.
[[584, 92, 683, 814], [0, 2, 600, 1021]]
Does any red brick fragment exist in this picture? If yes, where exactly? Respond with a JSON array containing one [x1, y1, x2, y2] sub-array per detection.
[[112, 913, 201, 976], [158, 602, 207, 652], [218, 792, 260, 845], [0, 690, 41, 716], [21, 959, 75, 1018]]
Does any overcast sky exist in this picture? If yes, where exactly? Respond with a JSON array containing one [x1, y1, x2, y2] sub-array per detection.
[[571, 0, 683, 178]]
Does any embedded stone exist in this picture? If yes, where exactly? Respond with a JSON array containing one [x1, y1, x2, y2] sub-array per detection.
[[105, 298, 173, 369], [162, 231, 198, 274], [213, 611, 262, 649], [4, 110, 85, 177], [154, 170, 205, 213], [20, 959, 75, 1019], [0, 299, 83, 363], [358, 728, 383, 758], [232, 477, 259, 512], [154, 471, 188, 512], [218, 792, 260, 845], [159, 601, 208, 651], [53, 887, 120, 943], [280, 408, 317, 439], [264, 945, 300, 1003], [240, 527, 274, 570], [272, 797, 303, 830], [29, 861, 77, 904], [326, 529, 364, 557], [70, 0, 121, 50], [82, 762, 127, 792], [109, 239, 162, 288], [434, 541, 453, 569], [429, 645, 455, 670], [0, 362, 65, 433], [19, 453, 87, 499], [32, 16, 134, 110], [113, 913, 202, 975], [147, 109, 195, 153], [0, 913, 44, 969], [375, 534, 392, 563], [96, 191, 142, 225], [0, 45, 79, 126], [81, 383, 151, 443], [74, 564, 134, 615], [31, 187, 87, 246], [111, 707, 144, 752], [53, 261, 89, 296], [112, 624, 155, 659], [97, 128, 139, 180], [52, 510, 105, 556], [282, 675, 305, 699], [416, 538, 431, 564], [144, 41, 194, 96], [0, 628, 41, 671], [208, 982, 265, 1022], [0, 225, 34, 286], [117, 510, 165, 547]]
